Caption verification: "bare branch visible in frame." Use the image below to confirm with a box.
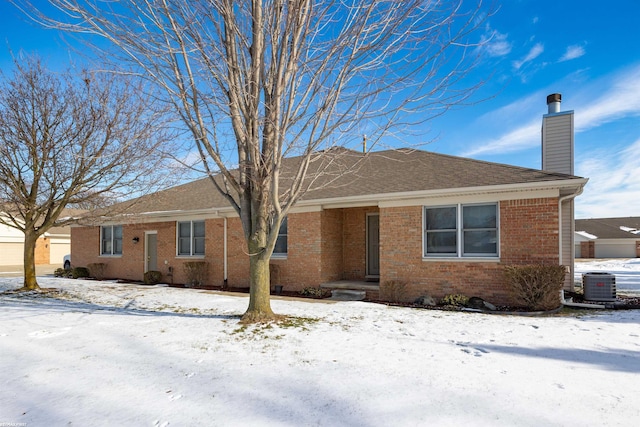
[16,0,495,315]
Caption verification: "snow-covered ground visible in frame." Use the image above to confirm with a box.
[1,260,639,426]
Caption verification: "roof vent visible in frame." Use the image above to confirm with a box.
[547,93,562,114]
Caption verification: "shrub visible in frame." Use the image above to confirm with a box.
[183,261,208,287]
[441,293,469,307]
[299,286,328,298]
[53,268,71,277]
[72,267,90,279]
[87,263,107,280]
[144,270,162,285]
[504,264,566,311]
[380,280,408,303]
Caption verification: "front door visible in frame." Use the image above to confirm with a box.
[145,232,158,272]
[366,214,380,279]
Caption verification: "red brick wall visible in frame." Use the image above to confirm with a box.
[269,208,378,290]
[225,217,250,287]
[71,219,229,287]
[321,209,344,282]
[269,211,323,291]
[70,197,560,304]
[379,198,560,305]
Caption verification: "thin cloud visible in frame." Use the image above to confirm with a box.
[512,43,544,70]
[576,138,640,218]
[478,26,512,57]
[464,64,640,157]
[559,45,586,62]
[575,65,640,131]
[463,120,540,156]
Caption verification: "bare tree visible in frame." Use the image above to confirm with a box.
[20,0,492,320]
[0,55,175,290]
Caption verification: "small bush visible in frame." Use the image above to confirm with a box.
[441,293,469,307]
[53,268,71,277]
[299,286,328,298]
[72,267,90,279]
[144,270,162,285]
[183,261,208,287]
[87,263,107,280]
[380,280,408,303]
[504,264,566,311]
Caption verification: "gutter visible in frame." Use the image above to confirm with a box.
[298,178,590,210]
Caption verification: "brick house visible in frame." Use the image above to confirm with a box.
[70,94,587,305]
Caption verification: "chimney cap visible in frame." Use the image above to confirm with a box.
[546,93,562,104]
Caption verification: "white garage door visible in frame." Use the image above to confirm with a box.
[49,239,71,265]
[595,242,636,258]
[0,242,25,265]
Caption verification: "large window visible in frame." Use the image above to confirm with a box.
[177,220,205,256]
[101,225,123,256]
[424,203,498,258]
[273,217,288,256]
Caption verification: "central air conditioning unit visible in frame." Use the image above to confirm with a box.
[582,272,616,302]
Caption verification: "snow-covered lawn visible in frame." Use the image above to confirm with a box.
[1,260,640,426]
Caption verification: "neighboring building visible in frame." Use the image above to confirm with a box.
[70,94,587,305]
[575,217,640,258]
[0,214,71,267]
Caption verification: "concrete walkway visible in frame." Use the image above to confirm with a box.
[0,264,62,278]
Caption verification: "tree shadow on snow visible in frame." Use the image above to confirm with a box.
[0,293,242,321]
[480,344,640,373]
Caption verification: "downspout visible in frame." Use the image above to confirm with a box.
[558,186,584,265]
[223,217,228,289]
[559,184,585,304]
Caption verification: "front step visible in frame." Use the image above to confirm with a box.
[330,289,366,301]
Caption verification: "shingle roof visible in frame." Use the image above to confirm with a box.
[575,217,640,240]
[114,148,584,215]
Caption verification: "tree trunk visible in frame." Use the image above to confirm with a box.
[22,231,40,291]
[241,242,276,322]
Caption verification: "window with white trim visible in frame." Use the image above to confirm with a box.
[177,220,205,256]
[101,225,123,255]
[424,203,498,257]
[273,217,287,256]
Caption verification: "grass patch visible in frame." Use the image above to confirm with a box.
[229,316,321,339]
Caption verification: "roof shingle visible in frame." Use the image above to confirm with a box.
[114,148,584,215]
[575,217,640,239]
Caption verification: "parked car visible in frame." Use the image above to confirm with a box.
[63,254,71,270]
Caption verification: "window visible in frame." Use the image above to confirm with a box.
[424,203,498,257]
[177,220,205,256]
[101,225,123,256]
[273,217,288,256]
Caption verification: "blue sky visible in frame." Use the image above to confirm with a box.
[1,1,638,219]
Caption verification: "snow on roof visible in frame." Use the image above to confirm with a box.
[576,230,598,240]
[620,226,640,234]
